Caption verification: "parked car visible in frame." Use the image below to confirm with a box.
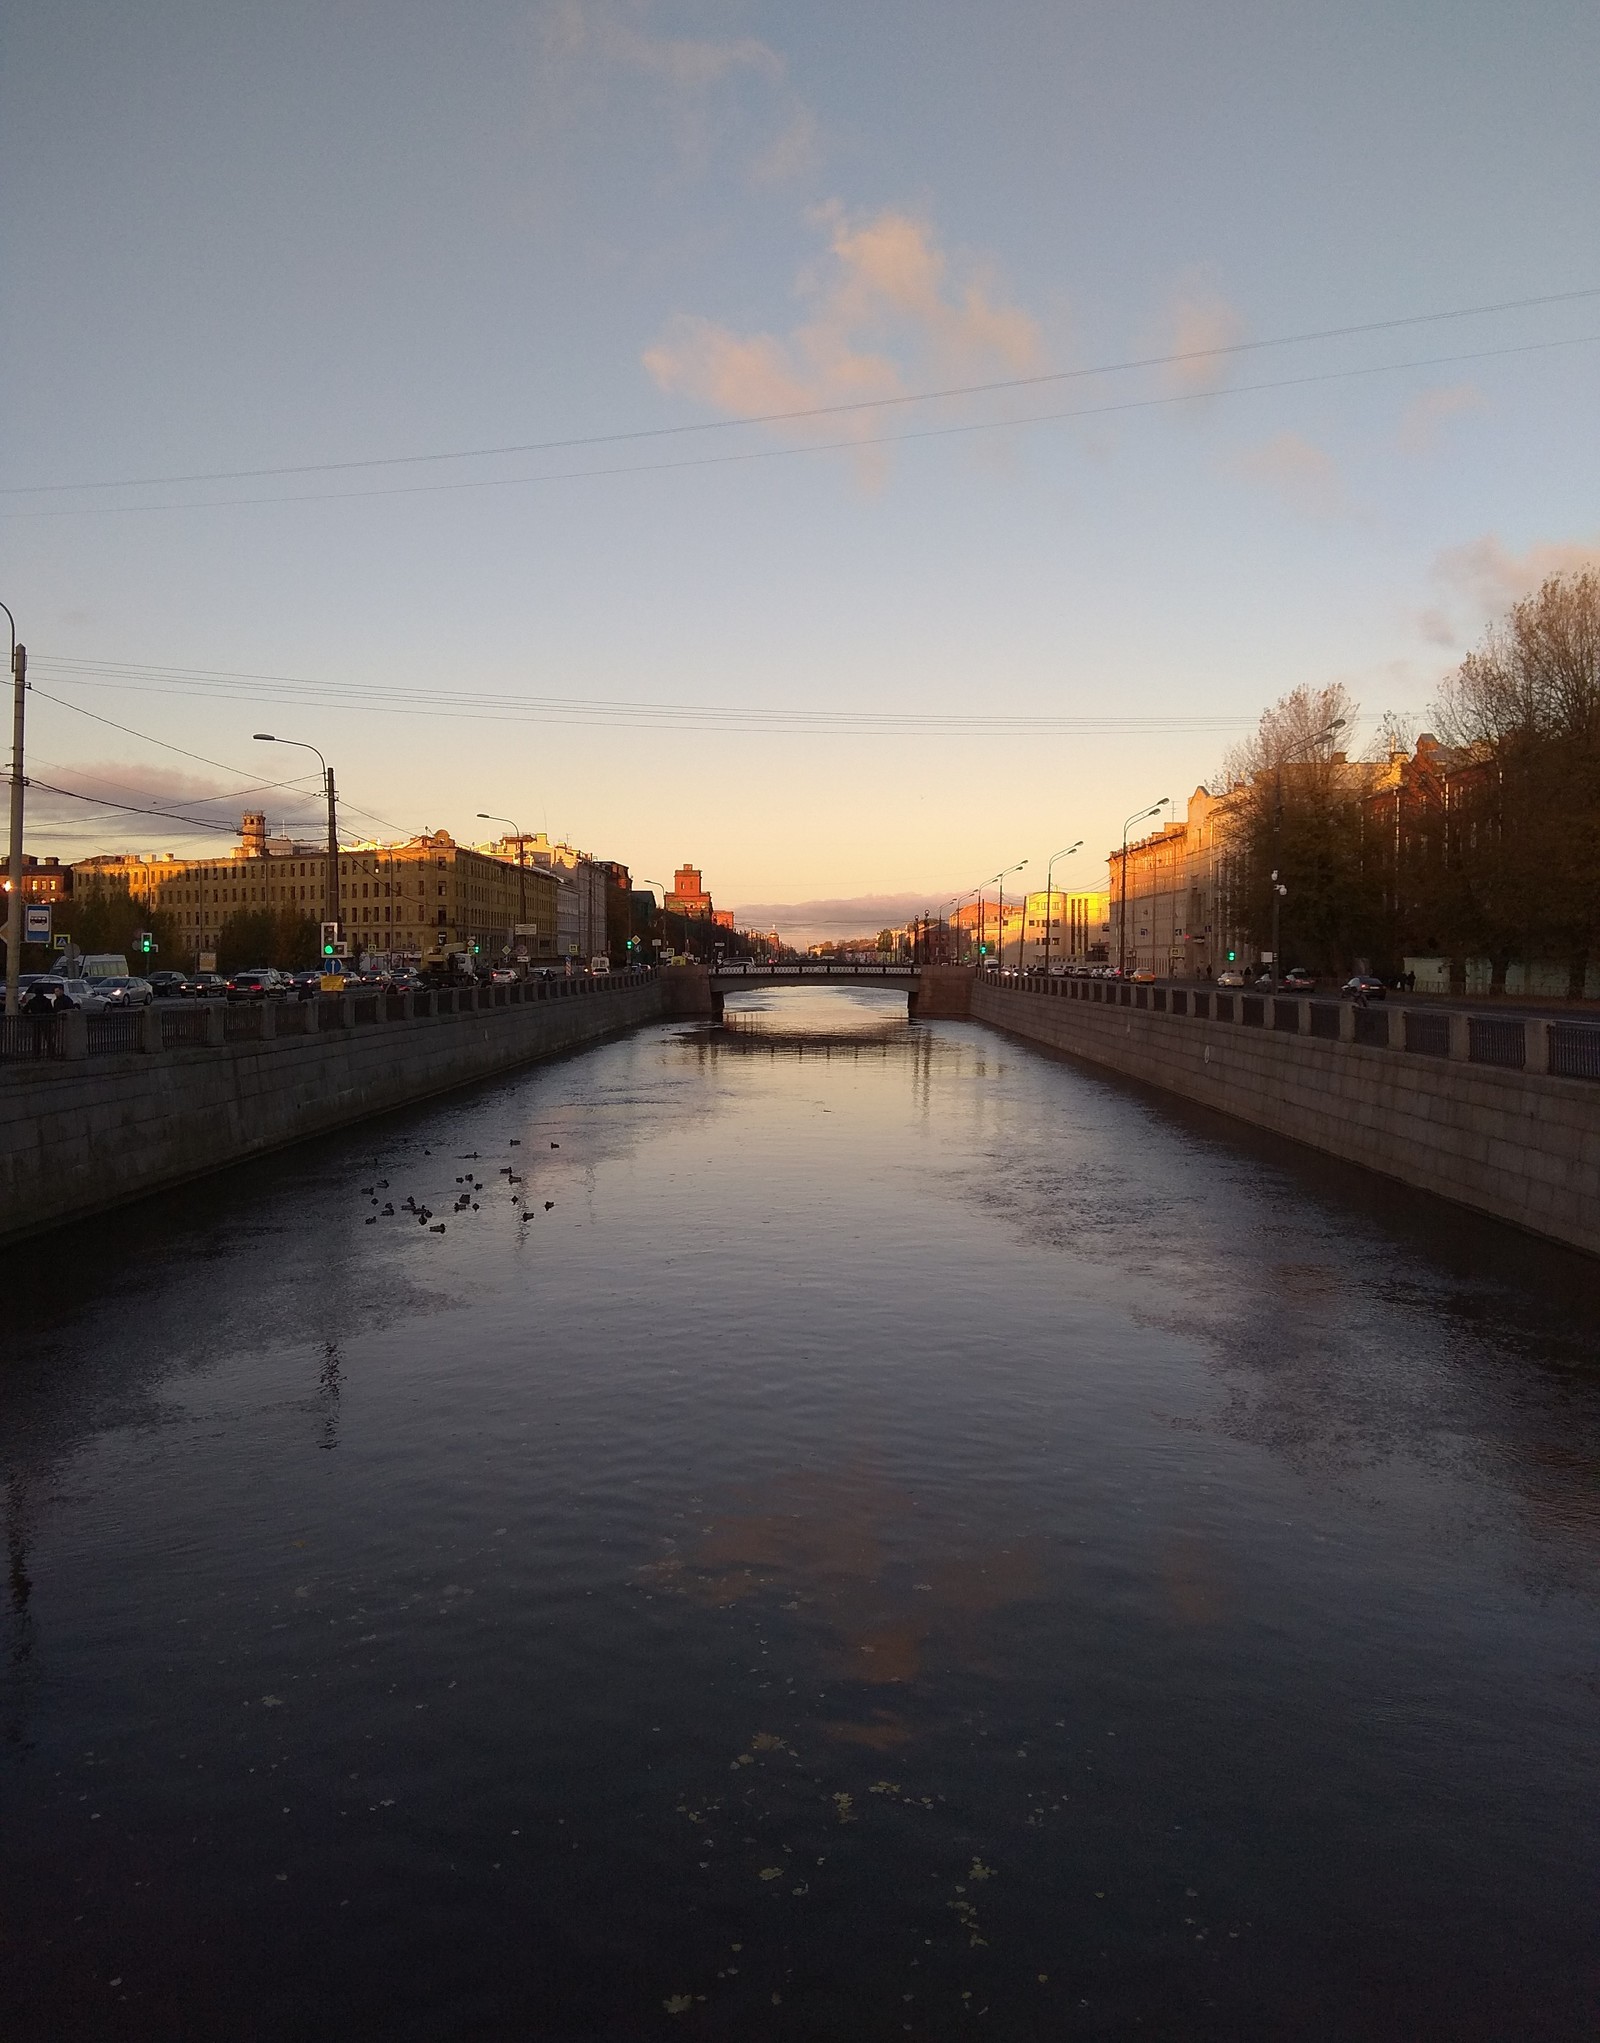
[1216,968,1247,988]
[28,976,109,1012]
[1342,974,1387,1001]
[225,968,289,1002]
[185,972,228,999]
[96,976,155,1008]
[146,970,189,1000]
[1280,967,1318,992]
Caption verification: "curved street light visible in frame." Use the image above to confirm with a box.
[254,734,339,957]
[1040,840,1083,977]
[478,813,530,959]
[639,875,688,963]
[1118,800,1169,977]
[990,859,1028,973]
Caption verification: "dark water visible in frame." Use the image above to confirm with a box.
[4,987,1599,2040]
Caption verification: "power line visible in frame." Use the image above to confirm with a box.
[4,285,1596,496]
[27,780,254,832]
[29,685,325,791]
[5,329,1597,521]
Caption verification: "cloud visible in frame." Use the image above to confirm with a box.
[1155,277,1246,396]
[1398,382,1485,455]
[545,4,782,88]
[1234,431,1346,518]
[1422,532,1600,643]
[23,757,327,852]
[728,892,948,947]
[644,206,1045,472]
[751,103,822,185]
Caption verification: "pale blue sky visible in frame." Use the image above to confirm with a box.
[5,2,1598,933]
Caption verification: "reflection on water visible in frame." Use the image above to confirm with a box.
[3,985,1599,2040]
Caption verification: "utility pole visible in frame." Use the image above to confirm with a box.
[3,606,24,1018]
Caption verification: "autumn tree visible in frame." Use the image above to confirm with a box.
[1434,571,1600,994]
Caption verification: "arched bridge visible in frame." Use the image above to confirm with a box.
[660,959,973,1022]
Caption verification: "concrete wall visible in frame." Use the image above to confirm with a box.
[968,975,1600,1258]
[1,976,662,1245]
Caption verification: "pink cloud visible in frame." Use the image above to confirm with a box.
[1155,277,1246,396]
[1398,382,1485,455]
[643,206,1045,471]
[1234,431,1346,518]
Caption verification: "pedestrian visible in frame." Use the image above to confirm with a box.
[22,979,58,1057]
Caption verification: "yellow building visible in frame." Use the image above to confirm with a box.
[72,815,557,964]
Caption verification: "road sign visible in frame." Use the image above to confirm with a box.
[513,922,539,936]
[53,934,70,952]
[24,905,51,943]
[199,952,218,972]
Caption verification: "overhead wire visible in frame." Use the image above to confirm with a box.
[5,329,1598,520]
[4,284,1596,496]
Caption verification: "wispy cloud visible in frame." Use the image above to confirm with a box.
[729,891,949,945]
[750,103,822,185]
[544,3,782,87]
[1398,381,1485,455]
[1154,276,1246,396]
[1421,531,1600,643]
[643,205,1044,480]
[1234,430,1346,518]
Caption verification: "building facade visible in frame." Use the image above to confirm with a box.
[1107,788,1242,978]
[73,818,557,966]
[665,863,714,919]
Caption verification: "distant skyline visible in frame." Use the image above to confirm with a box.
[5,2,1598,904]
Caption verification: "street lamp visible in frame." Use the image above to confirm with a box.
[1040,841,1083,977]
[254,735,339,955]
[991,860,1027,973]
[2,601,24,1017]
[639,877,683,964]
[1268,718,1345,992]
[1118,800,1169,977]
[478,813,529,962]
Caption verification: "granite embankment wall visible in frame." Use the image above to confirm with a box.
[1,973,666,1245]
[966,973,1600,1257]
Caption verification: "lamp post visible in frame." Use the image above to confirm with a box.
[639,878,680,964]
[478,813,529,962]
[1268,719,1345,992]
[2,602,24,1017]
[990,860,1027,974]
[254,735,338,956]
[1118,800,1169,977]
[1040,840,1083,978]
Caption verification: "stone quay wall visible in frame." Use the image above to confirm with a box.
[966,972,1600,1258]
[0,973,663,1245]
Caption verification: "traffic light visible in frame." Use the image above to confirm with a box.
[978,942,988,956]
[320,921,339,957]
[134,929,153,955]
[471,940,481,956]
[1226,948,1236,962]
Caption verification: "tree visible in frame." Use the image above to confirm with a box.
[1434,571,1600,995]
[216,906,319,973]
[1218,682,1382,972]
[53,882,180,968]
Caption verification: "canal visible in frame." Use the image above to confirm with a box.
[4,985,1598,2039]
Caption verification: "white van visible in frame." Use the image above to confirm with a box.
[589,955,611,976]
[81,953,131,980]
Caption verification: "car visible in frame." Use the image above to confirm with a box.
[225,968,289,1002]
[1216,968,1247,988]
[28,975,109,1012]
[1342,974,1387,1001]
[96,976,155,1008]
[185,971,228,999]
[1130,967,1159,984]
[147,971,189,999]
[1280,967,1318,992]
[287,970,325,1000]
[489,968,518,985]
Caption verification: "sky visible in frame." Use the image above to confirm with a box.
[4,1,1599,943]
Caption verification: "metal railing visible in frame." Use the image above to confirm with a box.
[0,1014,63,1061]
[224,1003,263,1041]
[87,1012,142,1056]
[1404,1011,1451,1057]
[160,1005,211,1049]
[1353,1007,1389,1047]
[1550,1023,1600,1081]
[1272,998,1300,1032]
[1308,1002,1341,1040]
[1468,1017,1524,1070]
